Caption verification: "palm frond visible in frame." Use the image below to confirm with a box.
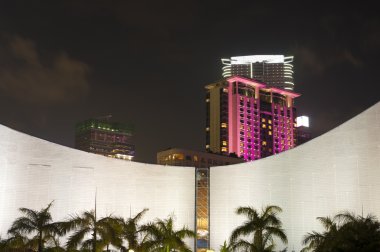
[8,217,36,234]
[66,227,90,249]
[316,216,335,230]
[230,238,255,251]
[133,208,149,222]
[264,226,288,244]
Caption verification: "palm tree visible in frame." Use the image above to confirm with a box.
[337,212,380,251]
[143,215,195,252]
[118,208,150,252]
[44,234,66,252]
[219,240,231,252]
[1,231,30,250]
[302,211,380,252]
[7,202,59,252]
[61,210,122,252]
[229,205,287,252]
[301,216,338,252]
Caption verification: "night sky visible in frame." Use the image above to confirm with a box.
[0,1,379,163]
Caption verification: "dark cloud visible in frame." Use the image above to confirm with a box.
[294,45,363,76]
[0,35,90,105]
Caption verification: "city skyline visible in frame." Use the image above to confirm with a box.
[0,1,379,163]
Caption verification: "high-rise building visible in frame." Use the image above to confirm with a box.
[221,55,295,90]
[206,76,300,161]
[75,117,135,160]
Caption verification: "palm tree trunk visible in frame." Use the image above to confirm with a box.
[254,229,263,252]
[93,228,97,252]
[38,230,43,252]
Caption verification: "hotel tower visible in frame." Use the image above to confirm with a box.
[206,76,300,161]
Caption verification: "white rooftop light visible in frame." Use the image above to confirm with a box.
[296,116,310,127]
[230,55,293,64]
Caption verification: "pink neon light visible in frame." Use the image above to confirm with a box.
[270,87,301,98]
[226,76,301,98]
[228,81,239,156]
[226,76,266,88]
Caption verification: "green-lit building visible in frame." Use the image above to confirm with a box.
[75,118,135,161]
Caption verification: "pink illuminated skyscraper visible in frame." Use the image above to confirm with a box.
[205,76,300,161]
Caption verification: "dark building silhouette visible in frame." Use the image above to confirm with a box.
[75,117,135,160]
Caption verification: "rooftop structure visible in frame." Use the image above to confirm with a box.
[157,148,243,168]
[221,55,295,90]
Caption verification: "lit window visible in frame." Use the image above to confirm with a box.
[262,118,266,123]
[269,131,272,135]
[268,120,272,124]
[262,124,267,129]
[206,144,210,149]
[222,141,227,146]
[173,154,184,160]
[269,125,272,130]
[193,155,198,161]
[262,141,267,146]
[221,123,227,128]
[221,147,227,152]
[206,99,210,102]
[206,127,210,131]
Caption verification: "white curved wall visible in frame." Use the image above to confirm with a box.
[1,102,379,252]
[0,126,195,248]
[210,102,380,251]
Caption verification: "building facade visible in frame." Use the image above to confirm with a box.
[206,76,300,161]
[75,118,135,160]
[0,102,379,252]
[157,148,243,168]
[221,55,295,90]
[157,148,243,252]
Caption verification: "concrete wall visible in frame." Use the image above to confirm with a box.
[0,126,195,249]
[1,102,379,252]
[210,102,380,251]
